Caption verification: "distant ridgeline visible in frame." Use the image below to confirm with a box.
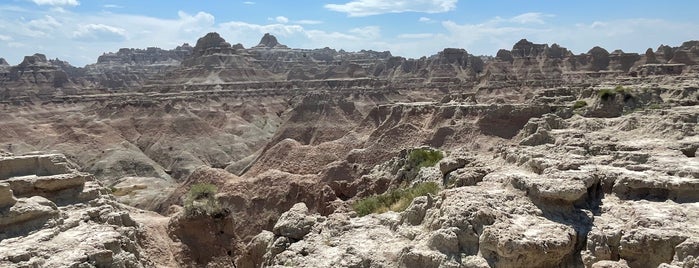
[0,32,698,101]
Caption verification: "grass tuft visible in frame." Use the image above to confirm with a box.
[572,100,588,109]
[407,148,444,169]
[184,183,226,218]
[353,182,439,216]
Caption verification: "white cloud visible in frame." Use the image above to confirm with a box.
[0,34,12,41]
[242,1,255,5]
[398,33,434,39]
[268,17,322,25]
[325,0,457,17]
[295,19,322,25]
[72,24,127,42]
[509,12,552,24]
[274,16,289,24]
[28,15,61,30]
[349,26,380,39]
[50,7,66,13]
[219,21,304,38]
[177,11,215,33]
[419,17,432,23]
[31,0,79,6]
[103,4,122,9]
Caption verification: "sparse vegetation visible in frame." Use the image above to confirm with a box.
[400,148,445,183]
[648,103,662,110]
[184,183,226,217]
[614,85,628,94]
[573,100,588,109]
[598,88,616,101]
[406,148,444,170]
[353,182,439,216]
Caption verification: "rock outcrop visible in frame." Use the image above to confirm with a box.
[0,153,177,267]
[254,33,288,49]
[240,101,699,268]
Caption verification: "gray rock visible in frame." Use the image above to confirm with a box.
[398,247,444,268]
[0,196,59,238]
[273,203,316,240]
[438,157,468,176]
[400,195,434,226]
[426,227,459,254]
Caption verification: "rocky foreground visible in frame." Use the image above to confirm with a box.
[0,33,698,267]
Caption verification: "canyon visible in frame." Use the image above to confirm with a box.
[0,32,697,267]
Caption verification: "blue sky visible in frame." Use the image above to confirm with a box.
[1,0,698,66]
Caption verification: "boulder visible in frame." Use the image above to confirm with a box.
[400,195,434,225]
[272,203,317,240]
[479,216,577,267]
[0,196,59,238]
[236,230,275,268]
[438,157,469,176]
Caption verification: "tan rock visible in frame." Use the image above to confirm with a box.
[0,196,59,239]
[0,183,16,208]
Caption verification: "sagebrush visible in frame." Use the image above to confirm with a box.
[184,183,225,217]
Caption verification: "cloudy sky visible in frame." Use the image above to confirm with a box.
[1,0,698,66]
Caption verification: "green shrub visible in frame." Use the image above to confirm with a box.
[353,182,439,216]
[399,148,444,183]
[407,148,444,170]
[572,100,588,109]
[597,88,616,101]
[184,183,225,217]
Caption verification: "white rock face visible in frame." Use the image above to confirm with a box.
[242,105,699,268]
[0,153,156,267]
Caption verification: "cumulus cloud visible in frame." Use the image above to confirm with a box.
[349,26,380,39]
[509,12,552,24]
[274,16,289,23]
[325,0,457,17]
[269,17,322,25]
[177,11,215,33]
[219,21,304,38]
[295,20,323,25]
[72,24,127,42]
[31,0,79,6]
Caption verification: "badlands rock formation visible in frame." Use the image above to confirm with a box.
[0,32,698,267]
[0,153,181,267]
